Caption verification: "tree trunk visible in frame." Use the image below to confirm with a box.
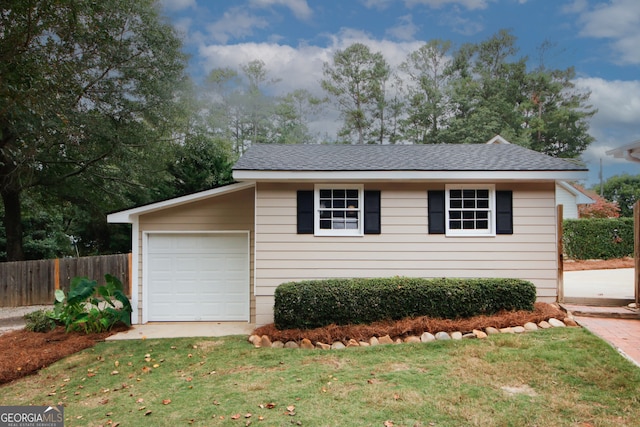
[2,188,25,261]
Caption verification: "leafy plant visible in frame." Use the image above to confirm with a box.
[50,274,132,333]
[24,309,56,333]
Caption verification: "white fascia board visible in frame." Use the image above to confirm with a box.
[557,181,595,205]
[233,170,588,182]
[107,181,255,224]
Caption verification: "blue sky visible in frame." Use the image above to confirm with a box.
[159,0,640,188]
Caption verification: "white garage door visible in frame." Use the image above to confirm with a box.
[146,233,249,321]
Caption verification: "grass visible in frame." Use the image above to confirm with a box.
[1,328,639,426]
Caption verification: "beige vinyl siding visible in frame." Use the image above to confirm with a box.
[254,182,558,325]
[137,188,255,323]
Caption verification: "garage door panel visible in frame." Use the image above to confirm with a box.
[147,233,249,322]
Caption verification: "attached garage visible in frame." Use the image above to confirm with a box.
[145,232,250,322]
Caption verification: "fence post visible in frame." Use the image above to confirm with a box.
[557,204,564,303]
[54,258,60,291]
[634,201,639,308]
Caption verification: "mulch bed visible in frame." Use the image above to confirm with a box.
[0,325,127,385]
[252,302,567,344]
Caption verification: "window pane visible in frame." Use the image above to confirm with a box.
[463,221,475,229]
[347,199,358,208]
[477,211,488,219]
[450,189,462,198]
[450,211,461,219]
[346,189,358,198]
[333,189,345,198]
[477,189,489,198]
[320,220,331,229]
[463,200,476,209]
[463,189,475,198]
[450,200,462,209]
[319,189,331,198]
[333,211,345,218]
[320,200,332,208]
[477,200,489,209]
[450,221,462,229]
[334,199,345,208]
[463,211,474,220]
[476,220,489,229]
[320,211,331,218]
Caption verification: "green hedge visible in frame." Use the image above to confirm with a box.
[563,218,634,260]
[273,277,537,330]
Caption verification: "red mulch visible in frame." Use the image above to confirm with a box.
[0,325,127,385]
[563,257,634,271]
[253,302,566,344]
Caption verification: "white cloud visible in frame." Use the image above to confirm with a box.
[404,0,493,10]
[249,0,313,20]
[206,8,269,44]
[160,0,196,12]
[575,77,640,128]
[386,14,419,41]
[571,0,640,65]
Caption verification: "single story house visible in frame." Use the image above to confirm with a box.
[555,181,595,219]
[107,136,588,325]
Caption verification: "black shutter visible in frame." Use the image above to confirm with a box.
[428,190,446,234]
[297,190,314,234]
[364,190,381,234]
[495,190,513,235]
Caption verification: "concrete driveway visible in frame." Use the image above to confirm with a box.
[563,268,635,304]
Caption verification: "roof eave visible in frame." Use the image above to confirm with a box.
[233,170,588,182]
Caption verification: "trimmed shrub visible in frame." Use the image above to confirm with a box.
[24,309,56,333]
[563,218,633,260]
[274,277,537,330]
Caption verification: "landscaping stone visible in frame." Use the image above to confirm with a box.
[300,338,314,349]
[346,339,360,347]
[378,335,394,345]
[271,341,284,348]
[485,327,500,335]
[248,335,260,345]
[513,326,525,334]
[548,318,566,328]
[369,337,379,346]
[331,341,346,350]
[462,333,476,339]
[538,321,551,329]
[421,332,436,343]
[260,335,272,348]
[435,331,450,340]
[451,331,462,340]
[284,341,299,349]
[359,341,370,347]
[316,342,331,350]
[500,327,514,334]
[564,318,578,327]
[473,329,487,339]
[404,336,421,343]
[524,322,538,331]
[395,338,403,344]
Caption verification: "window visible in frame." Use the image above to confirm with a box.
[296,187,381,236]
[315,185,363,236]
[445,185,495,236]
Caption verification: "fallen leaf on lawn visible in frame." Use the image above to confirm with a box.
[144,410,152,416]
[111,371,119,375]
[188,353,193,358]
[384,421,394,427]
[153,364,160,368]
[258,416,264,421]
[138,407,146,411]
[265,402,276,409]
[186,377,192,382]
[171,346,177,349]
[87,373,96,377]
[114,361,119,368]
[286,405,295,412]
[244,413,252,418]
[393,394,400,401]
[162,399,171,405]
[231,414,241,420]
[213,400,220,406]
[141,366,151,373]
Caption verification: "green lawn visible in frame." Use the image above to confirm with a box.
[2,328,639,426]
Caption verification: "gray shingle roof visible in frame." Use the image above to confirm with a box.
[233,144,587,172]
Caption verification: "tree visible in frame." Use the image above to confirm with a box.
[321,43,391,144]
[273,89,326,144]
[399,40,453,144]
[0,0,187,260]
[601,174,640,217]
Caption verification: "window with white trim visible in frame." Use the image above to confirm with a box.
[445,185,495,236]
[315,185,363,236]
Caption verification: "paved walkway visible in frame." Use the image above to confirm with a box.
[573,316,640,368]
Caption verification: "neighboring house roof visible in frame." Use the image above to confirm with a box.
[233,139,587,181]
[606,140,640,163]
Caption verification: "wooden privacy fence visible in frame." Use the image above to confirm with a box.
[0,254,131,307]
